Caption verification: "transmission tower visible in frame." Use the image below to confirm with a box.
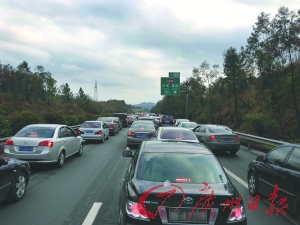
[94,80,98,101]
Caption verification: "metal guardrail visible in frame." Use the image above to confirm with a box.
[0,125,82,155]
[234,131,290,150]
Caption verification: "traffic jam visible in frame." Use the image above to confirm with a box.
[1,113,299,225]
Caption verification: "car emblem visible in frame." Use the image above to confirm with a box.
[184,197,193,204]
[24,142,27,145]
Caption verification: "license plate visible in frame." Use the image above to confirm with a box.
[222,139,233,142]
[169,208,207,223]
[165,121,170,123]
[86,130,93,133]
[137,133,147,138]
[19,146,33,152]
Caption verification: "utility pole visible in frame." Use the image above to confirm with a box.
[180,80,189,119]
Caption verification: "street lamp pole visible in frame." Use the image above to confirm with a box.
[180,80,189,119]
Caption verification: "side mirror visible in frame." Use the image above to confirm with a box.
[256,154,266,162]
[123,150,133,157]
[0,158,8,166]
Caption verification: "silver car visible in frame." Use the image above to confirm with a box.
[4,124,83,168]
[154,127,199,143]
[192,124,240,155]
[78,121,109,143]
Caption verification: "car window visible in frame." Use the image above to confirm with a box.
[15,127,55,138]
[199,127,206,133]
[182,123,198,128]
[58,127,67,138]
[82,122,102,128]
[160,130,197,140]
[137,153,227,184]
[207,127,232,133]
[97,117,112,122]
[131,123,155,129]
[285,147,300,172]
[66,127,76,137]
[162,116,173,120]
[265,146,293,166]
[194,126,201,132]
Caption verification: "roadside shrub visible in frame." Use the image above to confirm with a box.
[44,111,65,124]
[9,110,43,134]
[65,115,79,126]
[239,113,279,138]
[196,113,210,124]
[0,115,12,137]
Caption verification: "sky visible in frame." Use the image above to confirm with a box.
[0,0,299,105]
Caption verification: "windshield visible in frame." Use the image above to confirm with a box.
[82,122,102,128]
[131,123,155,129]
[137,153,227,184]
[97,117,112,122]
[208,127,232,133]
[182,122,198,128]
[16,127,55,138]
[160,129,197,140]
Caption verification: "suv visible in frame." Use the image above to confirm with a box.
[159,115,175,127]
[113,113,129,128]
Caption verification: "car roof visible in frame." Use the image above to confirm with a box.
[142,141,212,154]
[133,120,153,123]
[84,121,102,123]
[160,127,191,131]
[26,124,62,128]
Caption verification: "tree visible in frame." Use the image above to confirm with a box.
[223,47,242,124]
[59,83,73,102]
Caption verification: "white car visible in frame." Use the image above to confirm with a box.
[177,122,199,130]
[4,124,83,168]
[78,121,109,143]
[174,118,190,126]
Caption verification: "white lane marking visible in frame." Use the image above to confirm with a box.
[223,167,248,189]
[224,167,298,225]
[82,202,102,225]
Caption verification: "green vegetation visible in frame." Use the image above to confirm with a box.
[151,6,300,142]
[0,62,135,137]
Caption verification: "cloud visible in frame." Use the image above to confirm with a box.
[0,0,299,105]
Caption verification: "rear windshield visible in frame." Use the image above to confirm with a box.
[181,122,198,128]
[131,123,155,129]
[162,115,173,120]
[82,122,102,128]
[208,127,232,134]
[137,153,227,184]
[139,118,153,121]
[160,129,197,140]
[97,117,112,122]
[16,127,55,138]
[114,113,127,119]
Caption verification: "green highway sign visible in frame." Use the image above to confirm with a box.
[161,77,180,96]
[169,72,180,78]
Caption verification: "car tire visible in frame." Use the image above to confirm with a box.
[56,151,65,168]
[229,149,239,155]
[6,171,27,202]
[106,133,110,139]
[101,136,105,143]
[248,172,258,196]
[112,129,116,136]
[76,144,83,156]
[118,208,126,225]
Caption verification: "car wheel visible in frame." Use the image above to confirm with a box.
[248,172,258,196]
[56,151,65,168]
[6,171,27,202]
[229,149,239,155]
[101,136,105,143]
[76,144,83,156]
[117,129,119,133]
[118,208,125,225]
[106,133,110,139]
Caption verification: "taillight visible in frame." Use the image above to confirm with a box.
[128,131,135,135]
[126,200,148,219]
[77,130,81,135]
[236,136,241,140]
[110,124,115,127]
[159,120,162,123]
[95,131,102,135]
[38,140,54,147]
[5,139,14,145]
[227,206,245,222]
[209,135,216,139]
[152,132,156,137]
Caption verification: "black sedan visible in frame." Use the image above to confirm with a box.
[0,157,31,203]
[247,144,300,221]
[119,141,247,225]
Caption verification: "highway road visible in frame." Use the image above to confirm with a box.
[0,128,298,225]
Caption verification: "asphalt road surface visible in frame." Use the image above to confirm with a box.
[0,128,298,225]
